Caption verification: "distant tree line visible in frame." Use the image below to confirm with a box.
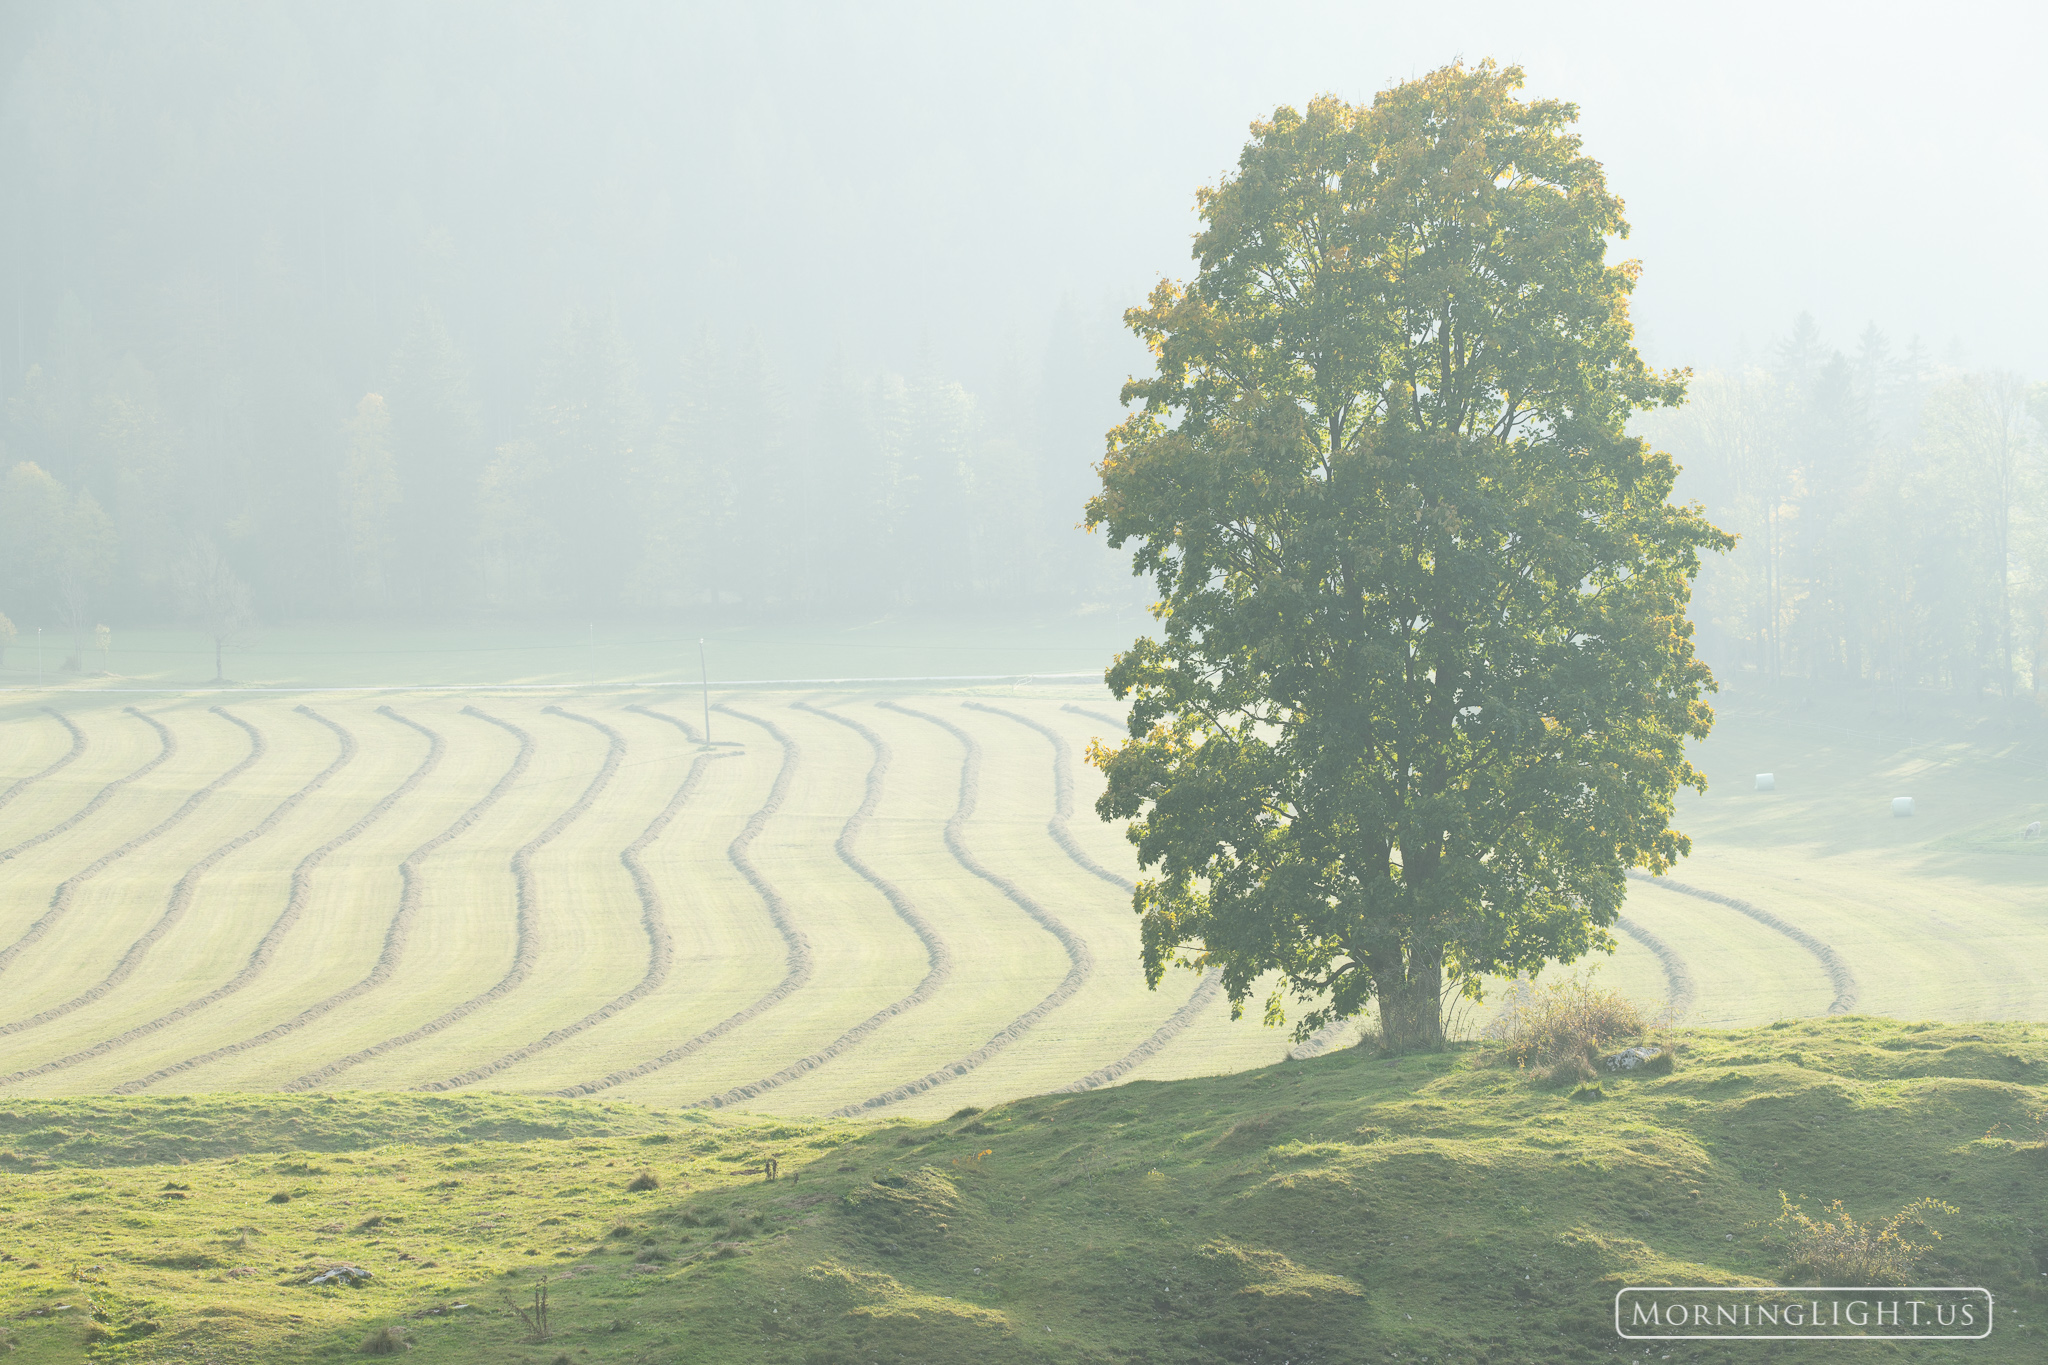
[0,298,1132,656]
[1648,315,2048,701]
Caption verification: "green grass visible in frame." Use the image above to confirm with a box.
[1,1019,2043,1362]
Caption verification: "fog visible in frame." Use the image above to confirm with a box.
[2,1,2044,679]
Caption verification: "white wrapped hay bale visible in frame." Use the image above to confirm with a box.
[1755,773,1774,792]
[1892,796,1915,818]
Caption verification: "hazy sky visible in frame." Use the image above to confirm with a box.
[5,0,2042,396]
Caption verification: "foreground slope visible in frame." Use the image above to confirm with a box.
[1,1018,2043,1363]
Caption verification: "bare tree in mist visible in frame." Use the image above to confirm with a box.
[1926,372,2035,696]
[1654,317,2046,704]
[174,535,255,682]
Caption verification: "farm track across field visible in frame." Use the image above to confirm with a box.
[117,707,536,1094]
[0,708,261,979]
[5,707,442,1087]
[0,709,85,815]
[0,707,172,866]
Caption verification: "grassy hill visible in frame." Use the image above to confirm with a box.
[2,1017,2044,1363]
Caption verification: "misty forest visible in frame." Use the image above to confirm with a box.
[1,6,2046,1365]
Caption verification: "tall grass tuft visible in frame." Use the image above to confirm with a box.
[359,1325,403,1355]
[625,1167,659,1192]
[1773,1194,1956,1285]
[1483,972,1646,1068]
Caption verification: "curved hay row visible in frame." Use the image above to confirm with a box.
[424,707,715,1091]
[119,706,533,1095]
[0,707,356,1041]
[0,707,173,866]
[683,700,955,1111]
[300,705,623,1093]
[0,708,260,981]
[561,702,811,1096]
[1059,702,1128,734]
[14,707,440,1088]
[523,726,735,1096]
[1627,870,1858,1014]
[1614,913,1698,1020]
[965,701,1227,1095]
[827,700,1095,1115]
[0,709,86,815]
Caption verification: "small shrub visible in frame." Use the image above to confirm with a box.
[359,1325,403,1355]
[1486,972,1646,1067]
[1642,1046,1676,1075]
[634,1247,671,1264]
[625,1168,659,1192]
[1543,1054,1597,1089]
[1774,1194,1956,1285]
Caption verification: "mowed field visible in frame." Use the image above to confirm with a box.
[0,677,2043,1115]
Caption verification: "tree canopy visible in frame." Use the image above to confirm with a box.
[1086,62,1731,1052]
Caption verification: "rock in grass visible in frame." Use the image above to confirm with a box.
[307,1264,373,1288]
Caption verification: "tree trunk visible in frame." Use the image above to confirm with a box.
[1375,942,1447,1054]
[214,635,223,682]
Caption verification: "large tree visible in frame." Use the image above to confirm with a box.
[1086,63,1730,1053]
